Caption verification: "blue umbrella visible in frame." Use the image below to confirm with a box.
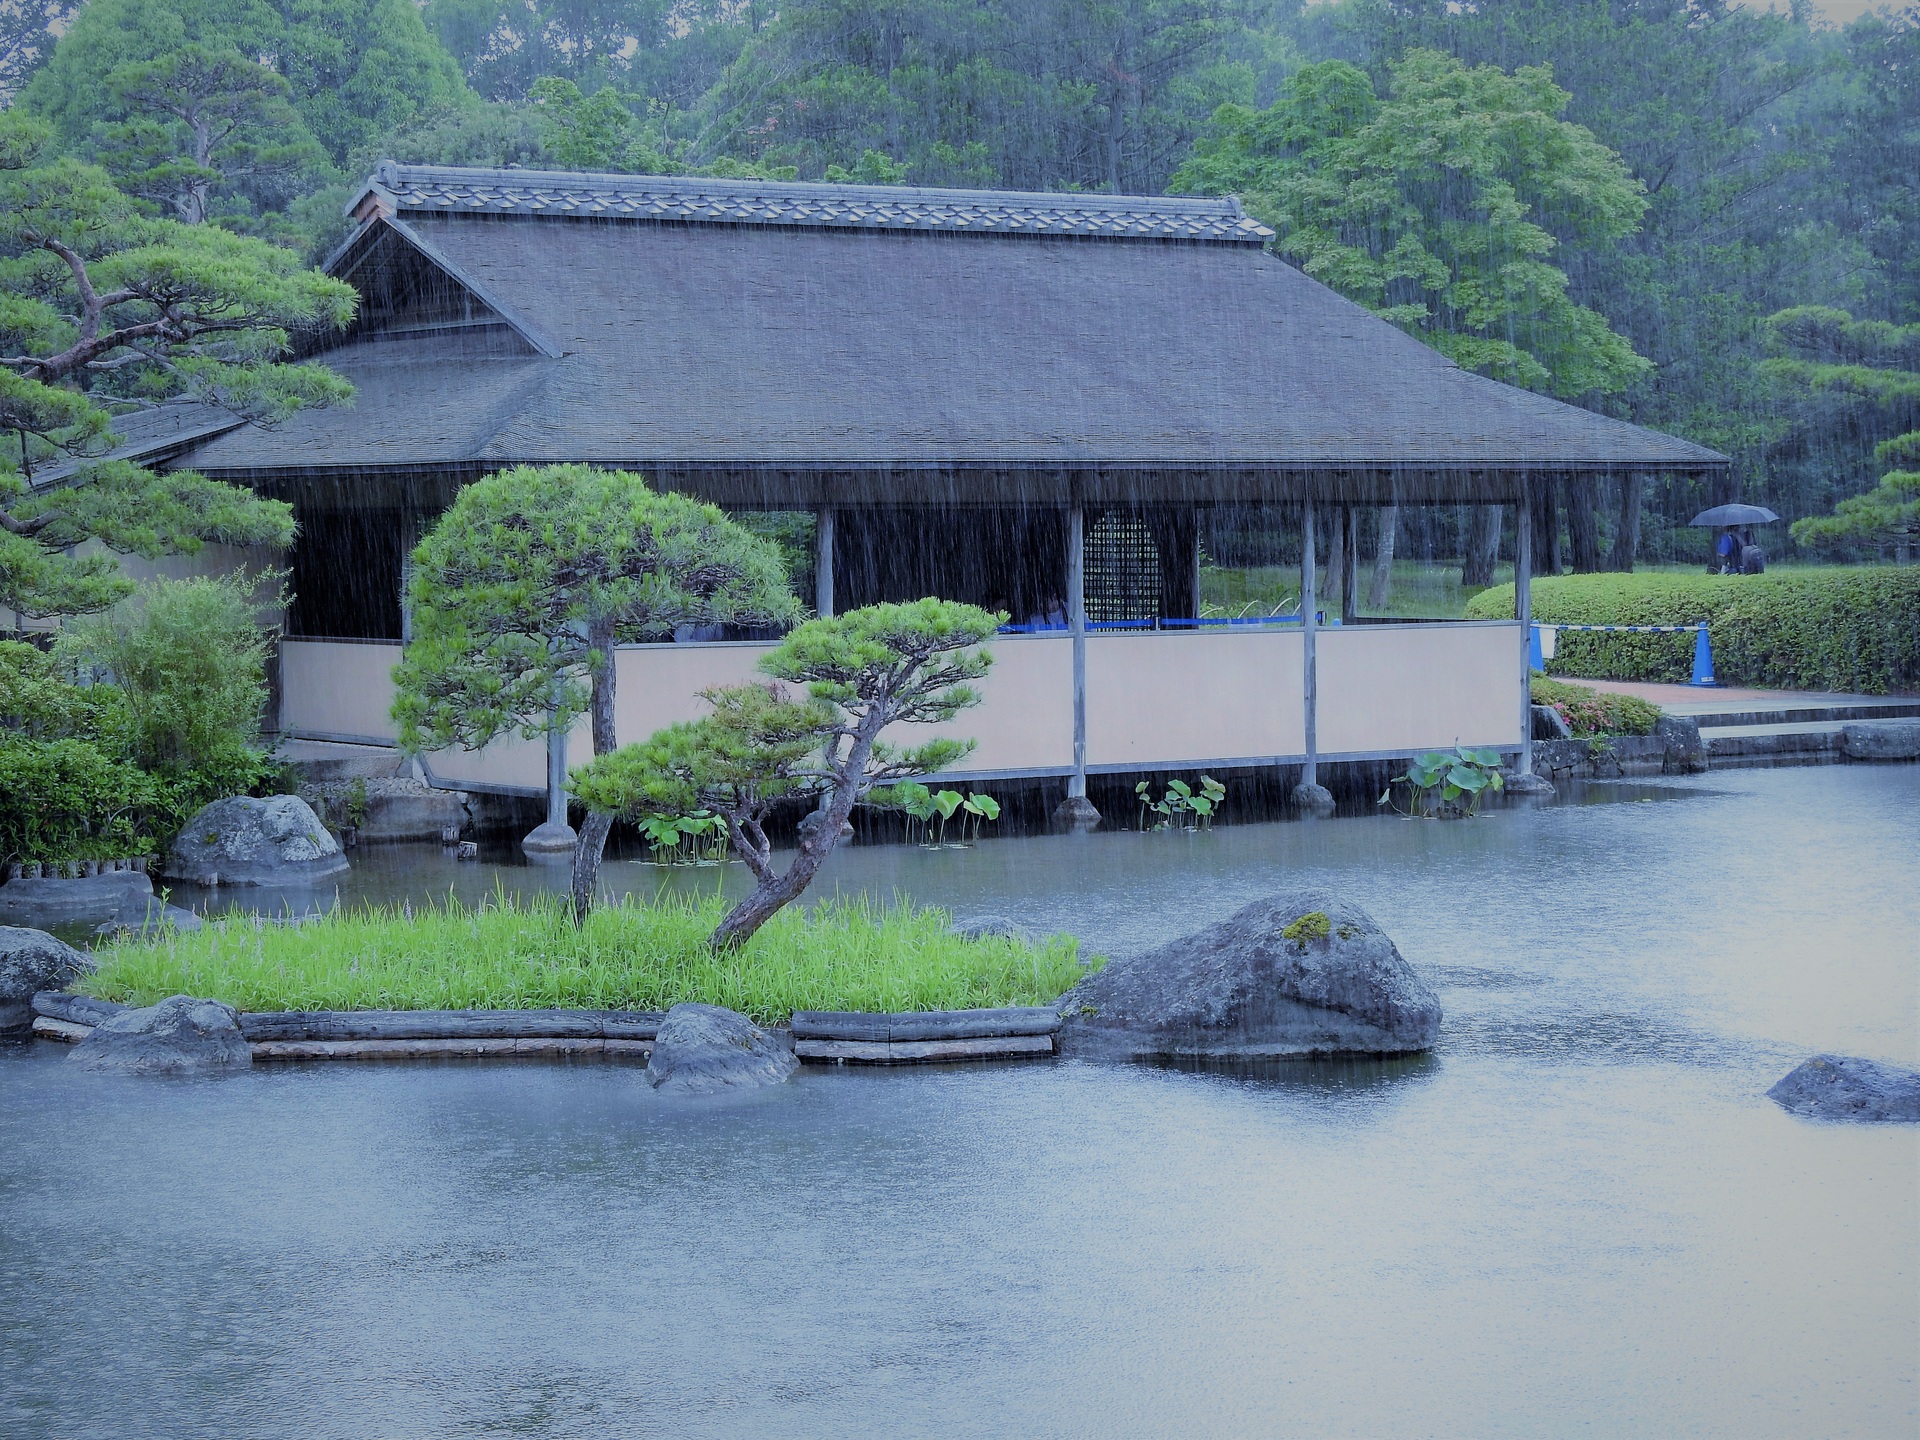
[1689,503,1780,526]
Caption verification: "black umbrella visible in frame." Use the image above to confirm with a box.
[1689,503,1780,527]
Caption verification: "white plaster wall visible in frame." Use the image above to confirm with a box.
[1087,629,1306,767]
[1316,622,1522,755]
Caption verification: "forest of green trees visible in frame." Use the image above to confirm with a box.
[2,0,1916,562]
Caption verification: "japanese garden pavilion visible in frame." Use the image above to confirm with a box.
[153,163,1727,811]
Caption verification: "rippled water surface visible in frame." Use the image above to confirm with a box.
[3,765,1916,1437]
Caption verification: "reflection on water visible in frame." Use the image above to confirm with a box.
[2,764,1915,1438]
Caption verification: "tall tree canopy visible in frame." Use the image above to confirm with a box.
[21,0,470,170]
[699,0,1286,191]
[391,464,801,917]
[1176,47,1648,399]
[0,113,351,620]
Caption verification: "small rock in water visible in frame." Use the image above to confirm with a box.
[0,927,95,1032]
[952,914,1030,942]
[1059,890,1441,1061]
[645,1003,797,1095]
[1767,1055,1920,1122]
[163,795,349,886]
[68,994,252,1075]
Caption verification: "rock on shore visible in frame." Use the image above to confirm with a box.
[645,1003,797,1095]
[1059,891,1441,1060]
[163,796,349,886]
[1767,1055,1920,1122]
[68,994,252,1074]
[0,927,95,1033]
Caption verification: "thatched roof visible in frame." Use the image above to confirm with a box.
[173,164,1726,502]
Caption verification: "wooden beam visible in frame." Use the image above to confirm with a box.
[1068,499,1088,799]
[795,1034,1055,1064]
[791,1006,1061,1042]
[236,1008,664,1042]
[1300,502,1319,788]
[253,1036,654,1061]
[1517,472,1535,777]
[815,504,835,618]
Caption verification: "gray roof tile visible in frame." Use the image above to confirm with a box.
[356,162,1275,244]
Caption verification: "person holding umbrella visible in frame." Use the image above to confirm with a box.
[1692,503,1780,574]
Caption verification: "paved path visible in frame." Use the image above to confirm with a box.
[1578,678,1913,717]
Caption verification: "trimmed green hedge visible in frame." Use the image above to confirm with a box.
[1465,568,1920,694]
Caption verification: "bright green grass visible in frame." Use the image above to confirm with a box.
[84,891,1094,1025]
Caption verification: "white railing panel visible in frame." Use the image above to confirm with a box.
[1316,622,1521,756]
[1086,628,1306,768]
[279,640,401,743]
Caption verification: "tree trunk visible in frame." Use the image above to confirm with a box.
[1367,505,1398,610]
[1462,505,1501,587]
[570,625,621,922]
[1567,479,1601,573]
[1530,479,1562,577]
[1608,473,1644,572]
[709,718,883,951]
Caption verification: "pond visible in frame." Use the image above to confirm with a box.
[2,765,1915,1437]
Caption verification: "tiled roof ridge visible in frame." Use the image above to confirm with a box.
[354,162,1275,243]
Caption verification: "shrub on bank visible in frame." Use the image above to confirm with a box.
[1465,568,1920,693]
[84,891,1091,1024]
[1529,677,1660,736]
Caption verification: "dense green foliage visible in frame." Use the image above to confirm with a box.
[393,463,800,915]
[1174,48,1649,398]
[0,576,281,862]
[1529,676,1660,737]
[1467,569,1920,694]
[61,573,275,770]
[85,890,1091,1021]
[0,111,344,620]
[1768,308,1920,557]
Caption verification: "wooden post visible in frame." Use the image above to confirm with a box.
[1069,499,1087,798]
[545,721,568,828]
[1191,509,1204,621]
[815,505,835,618]
[1340,507,1359,624]
[1053,499,1100,827]
[1517,473,1537,781]
[1300,502,1318,790]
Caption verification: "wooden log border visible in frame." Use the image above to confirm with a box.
[30,994,1064,1066]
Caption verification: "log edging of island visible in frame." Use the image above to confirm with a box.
[790,1006,1061,1063]
[30,993,1063,1065]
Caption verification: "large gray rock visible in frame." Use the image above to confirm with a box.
[1656,715,1708,774]
[95,891,203,940]
[0,870,153,930]
[0,927,94,1032]
[68,994,252,1074]
[1841,720,1920,761]
[163,795,348,886]
[1767,1055,1920,1122]
[1059,891,1441,1060]
[645,1003,797,1095]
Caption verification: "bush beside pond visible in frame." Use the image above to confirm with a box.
[1529,677,1660,736]
[1465,568,1920,693]
[83,892,1090,1024]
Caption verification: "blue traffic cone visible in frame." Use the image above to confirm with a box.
[1689,626,1718,687]
[1528,624,1545,672]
